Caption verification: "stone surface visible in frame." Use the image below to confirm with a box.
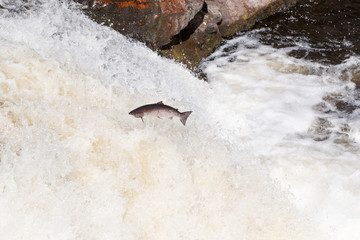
[160,1,222,70]
[76,0,204,47]
[75,0,298,70]
[216,0,297,37]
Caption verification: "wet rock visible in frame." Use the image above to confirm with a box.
[74,0,298,70]
[308,117,334,141]
[75,0,204,47]
[350,68,360,89]
[216,0,297,37]
[160,2,223,70]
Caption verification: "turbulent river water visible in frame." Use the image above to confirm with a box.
[0,0,360,239]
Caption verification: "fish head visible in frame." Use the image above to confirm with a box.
[129,110,144,119]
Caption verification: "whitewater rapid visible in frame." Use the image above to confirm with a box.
[0,1,360,239]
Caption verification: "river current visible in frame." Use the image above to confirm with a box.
[0,0,359,239]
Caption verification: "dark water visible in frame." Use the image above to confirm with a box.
[251,0,360,65]
[249,0,360,118]
[250,0,360,141]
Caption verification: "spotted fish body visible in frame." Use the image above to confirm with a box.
[129,101,192,125]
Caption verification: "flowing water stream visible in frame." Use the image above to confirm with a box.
[0,0,359,239]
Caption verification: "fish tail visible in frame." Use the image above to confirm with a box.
[180,111,192,126]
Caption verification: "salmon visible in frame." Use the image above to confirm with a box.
[129,101,192,125]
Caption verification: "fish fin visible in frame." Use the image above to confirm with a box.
[180,111,192,126]
[141,117,144,123]
[156,101,164,105]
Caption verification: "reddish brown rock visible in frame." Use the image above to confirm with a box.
[76,0,204,47]
[75,0,298,70]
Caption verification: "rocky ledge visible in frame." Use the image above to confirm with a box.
[75,0,297,70]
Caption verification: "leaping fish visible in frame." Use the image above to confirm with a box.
[129,101,192,126]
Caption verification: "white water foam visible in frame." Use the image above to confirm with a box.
[202,34,360,239]
[0,1,359,239]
